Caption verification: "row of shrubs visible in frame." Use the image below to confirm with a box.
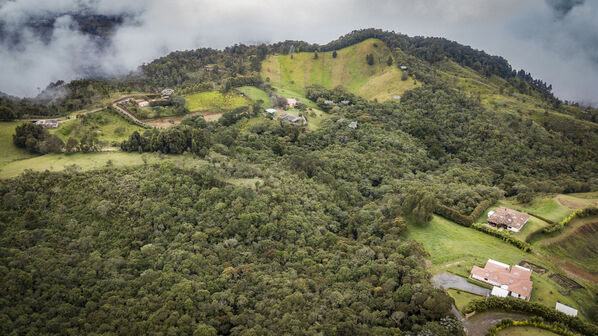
[434,199,495,227]
[471,223,532,251]
[465,297,598,336]
[544,207,598,234]
[486,318,578,336]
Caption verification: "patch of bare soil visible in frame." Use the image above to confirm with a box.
[518,260,547,274]
[560,263,598,285]
[556,195,598,209]
[548,273,583,290]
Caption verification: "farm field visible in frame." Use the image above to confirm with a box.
[0,121,37,166]
[262,38,420,101]
[0,152,206,179]
[185,90,248,112]
[406,215,591,315]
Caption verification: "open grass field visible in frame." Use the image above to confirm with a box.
[53,109,144,145]
[0,152,206,179]
[446,289,482,313]
[238,86,272,109]
[185,91,249,112]
[0,121,37,166]
[407,215,589,314]
[497,326,559,336]
[262,38,420,101]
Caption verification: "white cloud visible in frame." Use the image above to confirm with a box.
[0,0,597,104]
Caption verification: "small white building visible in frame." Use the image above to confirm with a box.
[138,101,149,107]
[555,302,578,317]
[491,286,510,298]
[265,108,277,115]
[392,95,401,100]
[400,66,408,70]
[348,121,358,129]
[35,119,59,128]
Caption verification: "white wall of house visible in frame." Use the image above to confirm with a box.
[471,274,501,287]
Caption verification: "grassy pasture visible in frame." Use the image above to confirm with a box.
[0,152,206,179]
[52,109,144,145]
[185,91,248,112]
[238,86,272,109]
[262,38,420,101]
[0,121,37,166]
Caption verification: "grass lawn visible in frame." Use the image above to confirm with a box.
[497,326,559,336]
[185,91,248,112]
[499,197,574,223]
[238,86,272,109]
[0,121,37,166]
[0,152,206,179]
[447,289,482,312]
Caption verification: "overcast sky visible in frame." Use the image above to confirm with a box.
[0,0,596,105]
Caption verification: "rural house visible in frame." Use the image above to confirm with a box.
[471,259,533,300]
[161,89,175,98]
[348,121,358,129]
[278,113,306,125]
[138,101,149,107]
[487,207,530,232]
[265,108,277,115]
[285,98,300,108]
[35,119,59,128]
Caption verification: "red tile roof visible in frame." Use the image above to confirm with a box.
[488,207,530,230]
[471,260,533,298]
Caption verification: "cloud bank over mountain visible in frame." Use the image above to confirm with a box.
[0,0,596,104]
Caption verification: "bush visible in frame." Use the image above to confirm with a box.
[434,199,495,227]
[544,207,598,234]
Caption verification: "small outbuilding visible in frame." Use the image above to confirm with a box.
[35,119,59,128]
[392,95,401,100]
[400,66,408,70]
[138,101,149,107]
[348,121,358,129]
[555,302,578,317]
[265,108,277,115]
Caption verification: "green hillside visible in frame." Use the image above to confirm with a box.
[262,38,420,101]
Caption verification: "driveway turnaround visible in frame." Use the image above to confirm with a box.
[432,272,491,296]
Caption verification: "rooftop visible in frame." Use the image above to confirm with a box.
[471,259,533,298]
[487,206,530,230]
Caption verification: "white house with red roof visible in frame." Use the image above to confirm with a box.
[470,259,533,300]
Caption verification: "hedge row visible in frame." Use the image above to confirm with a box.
[471,223,532,252]
[544,207,598,234]
[465,297,598,336]
[434,199,495,227]
[486,318,578,336]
